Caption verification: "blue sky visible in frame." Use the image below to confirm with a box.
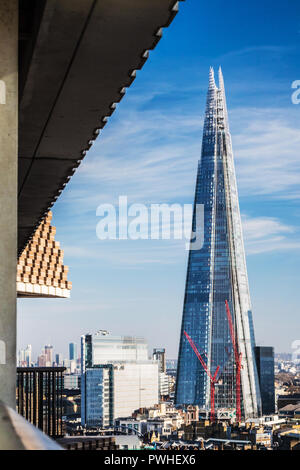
[18,0,300,360]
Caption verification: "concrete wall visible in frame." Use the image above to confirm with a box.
[0,0,18,408]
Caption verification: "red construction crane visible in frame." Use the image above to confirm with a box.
[184,331,220,423]
[225,300,242,422]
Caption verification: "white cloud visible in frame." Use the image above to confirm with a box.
[63,239,187,267]
[242,215,294,240]
[242,214,300,254]
[57,88,300,259]
[70,101,300,206]
[231,107,300,198]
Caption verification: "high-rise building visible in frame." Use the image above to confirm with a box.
[152,349,170,398]
[55,353,63,366]
[37,353,47,367]
[69,342,77,362]
[64,373,81,390]
[175,68,261,418]
[81,332,159,428]
[158,372,171,398]
[255,347,275,415]
[153,348,166,373]
[25,344,32,367]
[16,367,65,437]
[44,345,53,366]
[18,349,26,367]
[81,366,112,428]
[81,331,149,368]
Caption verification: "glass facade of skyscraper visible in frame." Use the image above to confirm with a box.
[81,366,112,427]
[175,68,261,418]
[255,347,275,415]
[69,342,77,362]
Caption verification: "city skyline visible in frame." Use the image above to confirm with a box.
[1,0,299,452]
[18,0,300,358]
[18,343,77,366]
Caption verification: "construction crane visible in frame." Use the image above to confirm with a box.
[184,331,220,423]
[225,300,242,422]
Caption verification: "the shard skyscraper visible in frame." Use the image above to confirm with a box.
[175,68,261,418]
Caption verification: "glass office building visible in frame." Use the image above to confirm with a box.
[255,347,275,415]
[81,366,112,428]
[69,342,77,362]
[175,68,261,418]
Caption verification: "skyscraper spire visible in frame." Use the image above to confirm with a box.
[217,66,229,130]
[208,66,216,89]
[218,66,224,90]
[175,69,261,419]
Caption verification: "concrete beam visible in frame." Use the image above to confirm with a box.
[18,0,181,253]
[0,0,18,408]
[0,401,62,450]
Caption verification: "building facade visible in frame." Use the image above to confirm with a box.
[175,68,261,418]
[56,353,63,366]
[64,373,81,390]
[81,332,159,428]
[113,362,159,419]
[159,372,171,398]
[81,366,112,428]
[153,348,166,373]
[81,331,149,367]
[44,345,53,366]
[16,367,65,437]
[25,344,32,367]
[69,342,77,362]
[255,347,275,415]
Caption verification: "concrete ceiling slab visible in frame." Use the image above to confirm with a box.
[18,0,183,253]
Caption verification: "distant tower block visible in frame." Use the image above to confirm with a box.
[17,212,72,298]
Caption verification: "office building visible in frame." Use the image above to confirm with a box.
[64,373,81,391]
[255,347,275,415]
[18,349,25,367]
[81,366,113,428]
[56,353,63,366]
[16,367,65,437]
[113,362,158,418]
[81,331,149,370]
[81,332,159,427]
[37,353,47,367]
[44,345,53,366]
[175,68,261,418]
[69,342,77,362]
[153,348,166,373]
[24,345,32,367]
[159,372,171,398]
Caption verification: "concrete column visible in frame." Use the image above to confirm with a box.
[0,0,18,408]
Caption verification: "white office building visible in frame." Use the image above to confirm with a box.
[81,332,159,427]
[113,362,158,419]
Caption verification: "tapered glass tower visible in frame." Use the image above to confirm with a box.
[175,68,261,418]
